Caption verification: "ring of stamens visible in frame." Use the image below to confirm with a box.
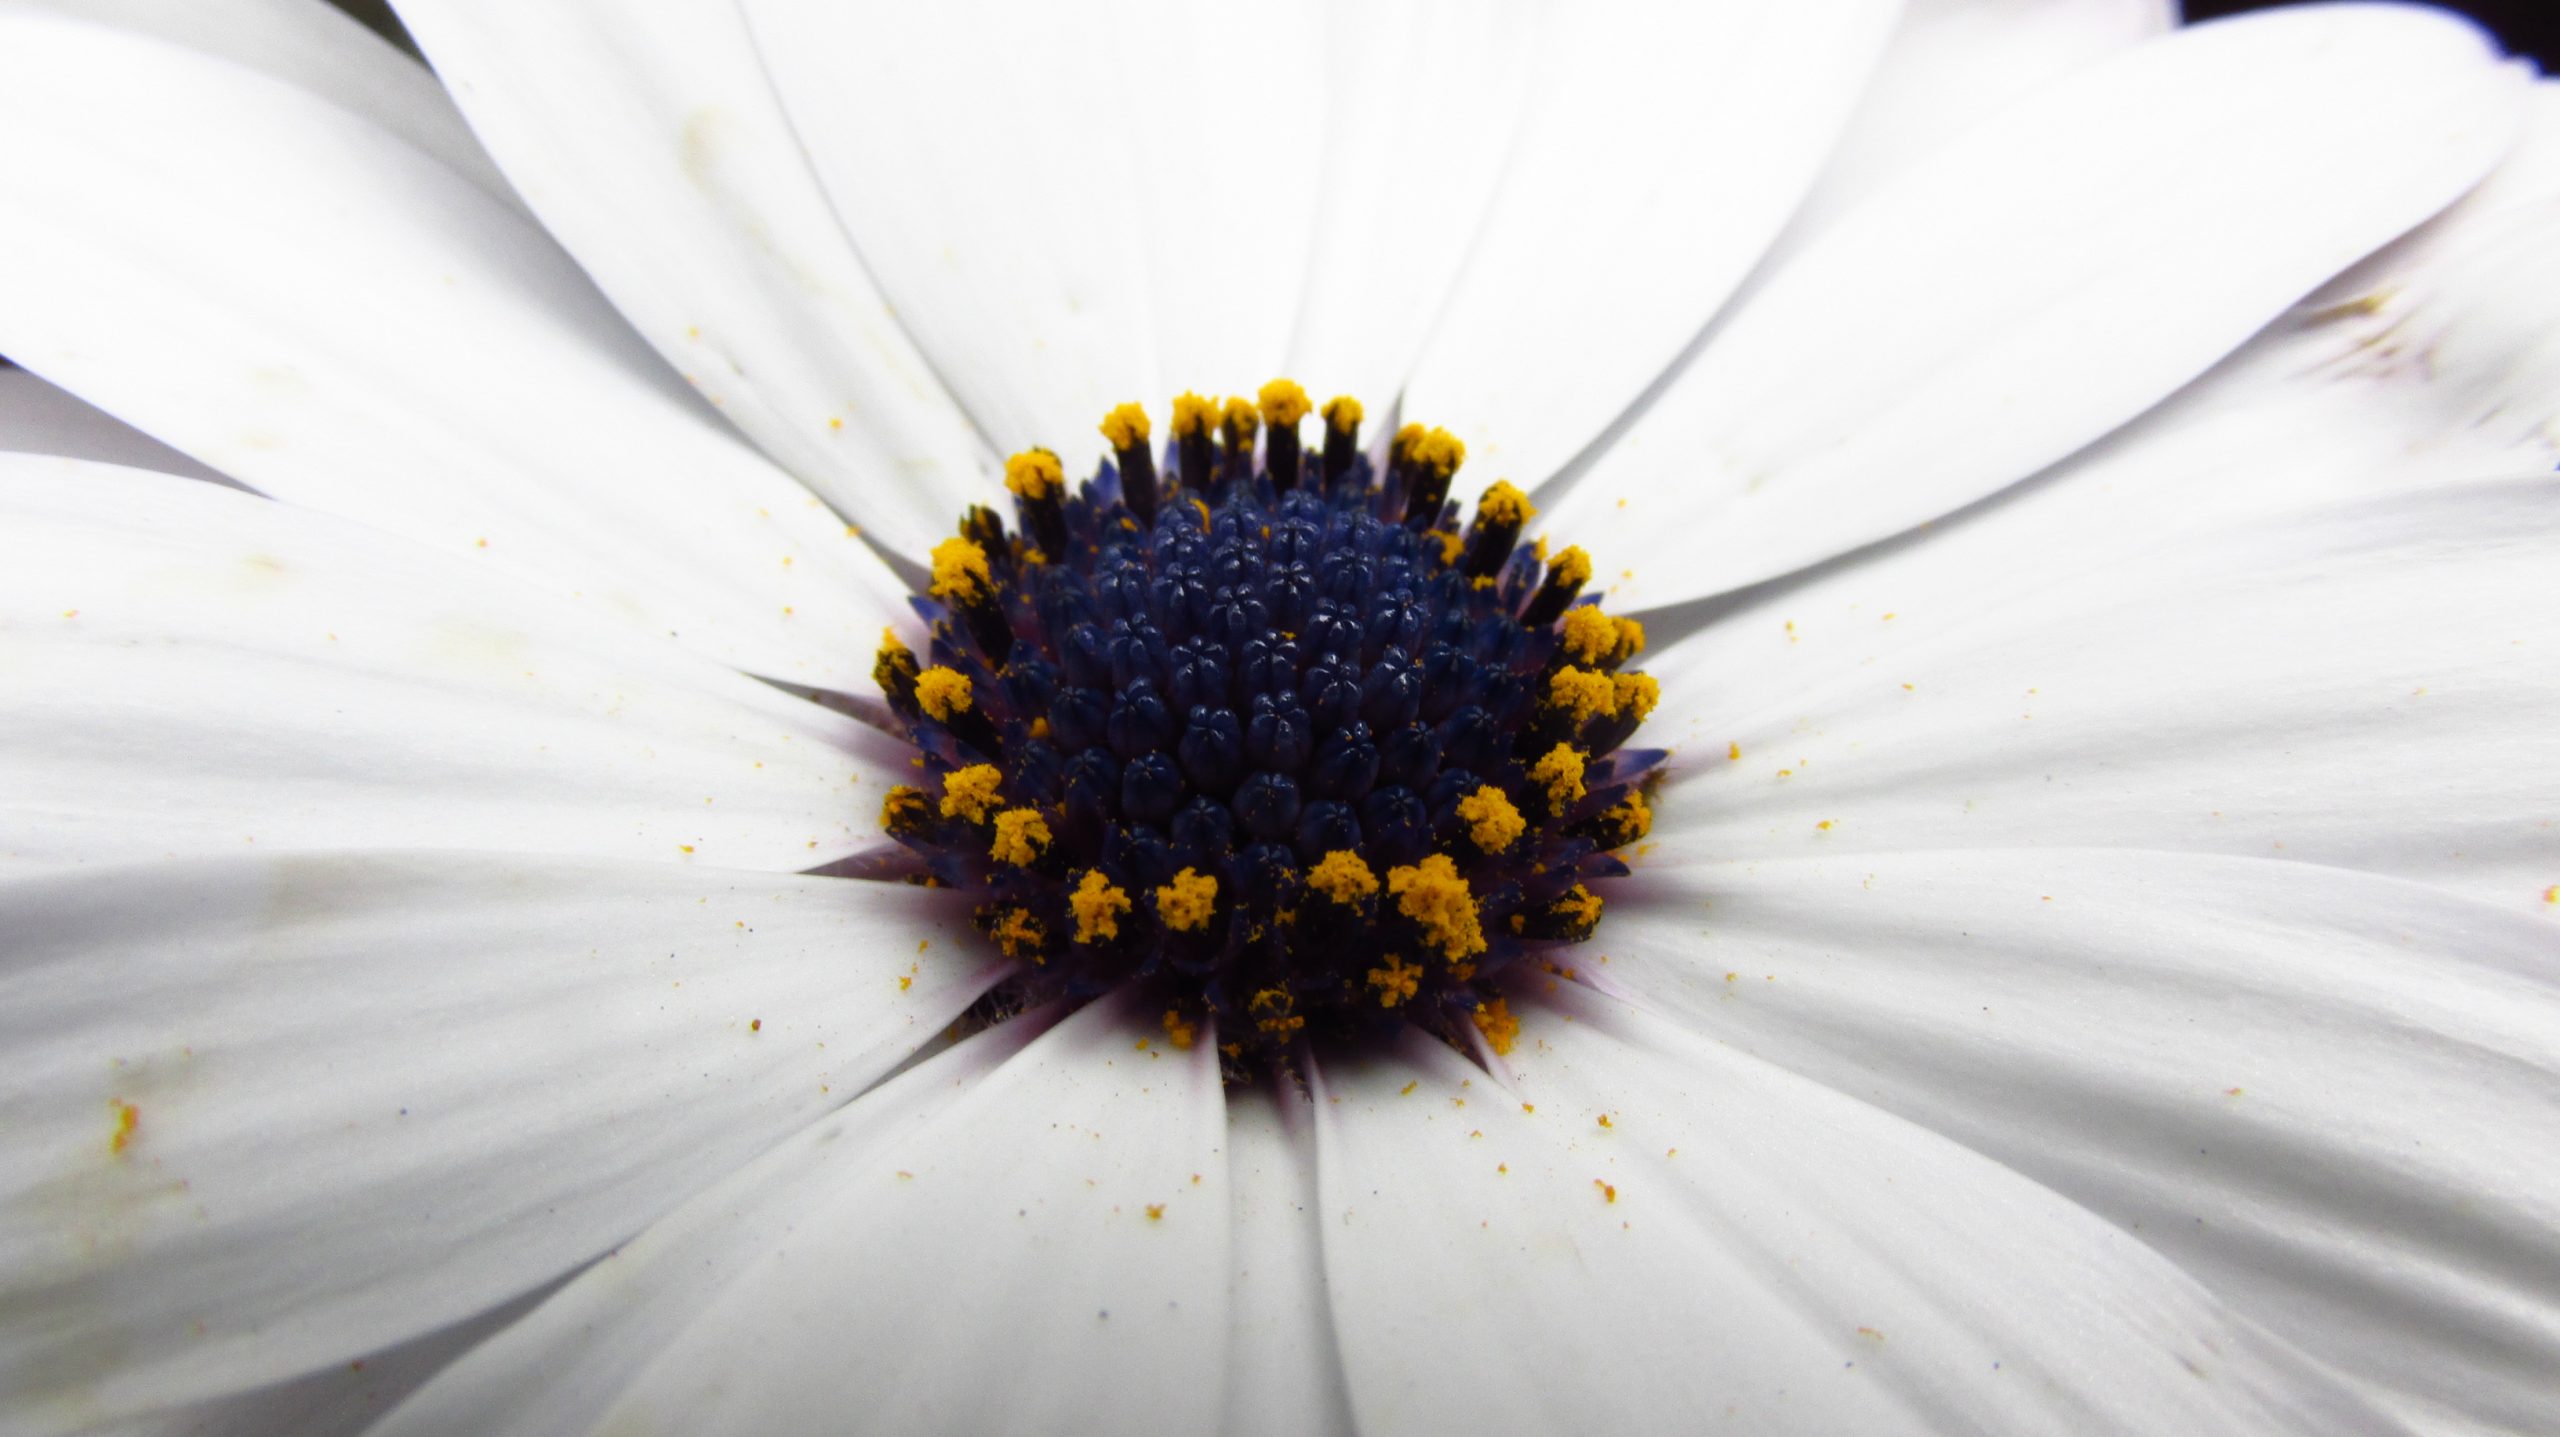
[875,379,1660,1070]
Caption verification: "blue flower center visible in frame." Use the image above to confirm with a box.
[874,382,1660,1068]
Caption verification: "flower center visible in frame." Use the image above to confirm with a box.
[874,379,1660,1070]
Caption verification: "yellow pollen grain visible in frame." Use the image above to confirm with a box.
[1387,853,1487,960]
[1554,884,1603,928]
[1475,479,1533,526]
[1221,396,1260,442]
[1613,671,1660,722]
[1322,394,1364,433]
[1100,401,1152,450]
[1003,447,1064,500]
[1308,849,1380,905]
[1532,744,1588,809]
[1546,545,1592,588]
[927,537,992,604]
[1170,391,1217,438]
[1391,421,1426,460]
[1606,789,1653,843]
[1409,426,1466,478]
[109,1100,139,1155]
[1367,954,1423,1007]
[914,667,973,721]
[1548,666,1619,726]
[1256,377,1312,427]
[1434,530,1465,567]
[1249,987,1304,1038]
[938,763,1003,822]
[1471,997,1520,1055]
[1156,867,1219,932]
[1070,869,1133,944]
[989,808,1051,867]
[1612,615,1647,661]
[988,906,1046,961]
[1162,1008,1197,1049]
[1559,604,1618,664]
[1455,784,1526,854]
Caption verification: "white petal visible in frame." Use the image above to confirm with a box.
[740,0,1322,477]
[0,12,904,684]
[1310,1003,2388,1435]
[90,1290,547,1437]
[23,0,524,213]
[1282,3,1548,410]
[0,370,233,486]
[1221,1083,1355,1437]
[1598,848,2560,1435]
[1643,477,2560,912]
[367,1010,1057,1437]
[1549,5,2528,606]
[1403,0,1901,488]
[385,991,1230,1436]
[0,852,1002,1432]
[1777,0,2175,255]
[0,462,898,876]
[391,2,995,560]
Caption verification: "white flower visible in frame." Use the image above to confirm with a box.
[2,1,2558,1434]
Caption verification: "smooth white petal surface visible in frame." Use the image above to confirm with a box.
[0,463,898,876]
[18,0,523,212]
[0,853,1002,1433]
[1311,999,2390,1435]
[741,0,1328,478]
[367,1009,1059,1437]
[1550,5,2527,604]
[1221,1083,1355,1437]
[0,12,904,684]
[1282,0,1539,411]
[1776,0,2175,253]
[384,992,1228,1436]
[392,1,995,561]
[1600,849,2560,1435]
[1403,0,1901,487]
[0,371,232,485]
[1647,477,2560,911]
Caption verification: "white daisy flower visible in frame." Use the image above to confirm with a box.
[2,1,2557,1434]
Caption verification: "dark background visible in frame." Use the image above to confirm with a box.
[330,2,2553,71]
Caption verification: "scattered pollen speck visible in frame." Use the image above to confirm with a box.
[1816,819,1833,831]
[1596,1114,1613,1129]
[2543,885,2558,905]
[109,1100,139,1155]
[1594,1179,1617,1204]
[1521,1102,1536,1114]
[1400,1080,1418,1097]
[750,1019,762,1032]
[828,416,844,430]
[897,975,913,992]
[1145,1203,1166,1221]
[2226,1086,2245,1097]
[1727,741,1741,761]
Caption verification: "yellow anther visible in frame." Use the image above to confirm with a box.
[1408,427,1467,478]
[914,666,973,721]
[1391,422,1427,462]
[1322,395,1364,433]
[1249,987,1305,1038]
[874,627,920,691]
[881,784,930,835]
[987,906,1047,962]
[1170,391,1218,438]
[938,763,1004,822]
[1162,1007,1197,1050]
[1475,480,1533,526]
[1612,615,1647,661]
[1156,867,1219,932]
[1386,853,1487,960]
[1613,671,1660,722]
[1554,884,1603,928]
[1604,789,1653,844]
[1070,869,1132,943]
[1003,448,1064,500]
[989,807,1051,867]
[1221,396,1259,441]
[1307,849,1380,905]
[1367,954,1423,1008]
[1256,378,1312,427]
[1100,401,1152,450]
[1548,666,1620,726]
[1471,996,1520,1056]
[1434,531,1465,567]
[927,536,992,604]
[1546,545,1592,588]
[1532,744,1588,809]
[1455,784,1526,854]
[1559,605,1617,665]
